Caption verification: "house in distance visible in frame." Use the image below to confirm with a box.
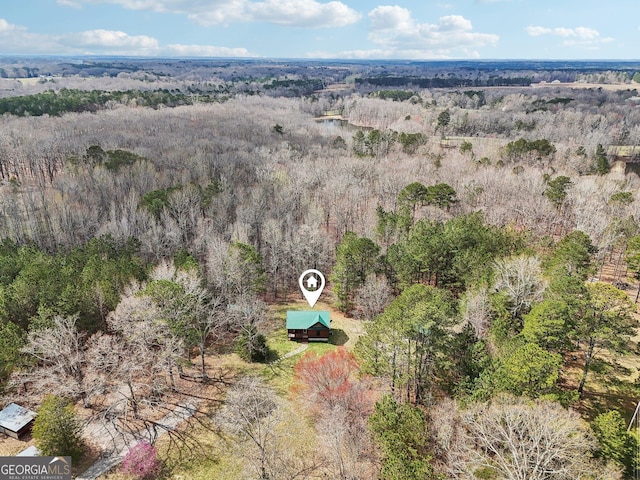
[286,311,331,342]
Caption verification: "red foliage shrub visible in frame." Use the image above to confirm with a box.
[293,348,373,416]
[121,441,162,480]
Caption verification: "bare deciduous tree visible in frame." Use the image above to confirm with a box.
[431,395,622,480]
[17,315,93,407]
[174,268,227,379]
[147,262,229,379]
[316,404,374,480]
[461,287,492,339]
[354,274,393,321]
[107,287,183,402]
[493,255,546,319]
[216,376,281,480]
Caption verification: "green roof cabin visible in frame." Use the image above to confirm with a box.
[286,311,331,342]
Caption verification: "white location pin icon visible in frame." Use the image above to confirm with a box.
[299,269,325,308]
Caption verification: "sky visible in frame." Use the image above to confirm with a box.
[0,0,638,60]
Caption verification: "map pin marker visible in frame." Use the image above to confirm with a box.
[299,269,325,308]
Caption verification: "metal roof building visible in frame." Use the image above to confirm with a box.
[286,311,331,342]
[0,403,37,439]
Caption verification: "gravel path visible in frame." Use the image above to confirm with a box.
[279,343,308,360]
[76,342,308,479]
[76,403,197,480]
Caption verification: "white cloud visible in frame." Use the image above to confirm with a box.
[0,18,252,56]
[369,6,413,31]
[56,0,83,7]
[551,27,574,37]
[0,19,52,54]
[0,19,26,34]
[61,30,160,55]
[573,27,600,41]
[309,7,496,60]
[58,0,360,28]
[241,0,360,27]
[438,15,472,31]
[525,25,613,46]
[367,7,498,57]
[525,26,551,37]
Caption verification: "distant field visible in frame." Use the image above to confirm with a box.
[533,81,640,91]
[15,77,43,86]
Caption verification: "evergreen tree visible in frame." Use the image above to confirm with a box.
[592,410,637,476]
[369,395,437,480]
[493,342,562,398]
[575,282,636,396]
[235,324,269,362]
[522,299,571,351]
[397,182,429,223]
[592,144,610,175]
[436,109,450,137]
[542,230,596,279]
[544,175,572,209]
[355,284,455,403]
[32,395,84,462]
[331,232,380,313]
[0,320,23,391]
[425,183,458,210]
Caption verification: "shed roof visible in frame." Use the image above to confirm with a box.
[0,403,37,433]
[286,311,330,330]
[17,446,40,457]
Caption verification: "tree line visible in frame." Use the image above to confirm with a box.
[0,88,221,117]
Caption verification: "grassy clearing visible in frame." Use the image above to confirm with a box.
[571,359,640,422]
[0,435,32,456]
[93,298,366,479]
[563,334,640,422]
[262,301,346,393]
[269,297,366,347]
[566,270,640,421]
[154,427,243,480]
[265,326,298,358]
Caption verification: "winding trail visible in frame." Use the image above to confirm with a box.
[76,402,198,480]
[279,343,308,360]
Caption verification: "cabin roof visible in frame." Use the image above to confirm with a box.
[0,403,37,433]
[286,311,330,330]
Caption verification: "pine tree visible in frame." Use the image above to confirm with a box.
[32,395,84,461]
[592,144,610,175]
[369,395,437,480]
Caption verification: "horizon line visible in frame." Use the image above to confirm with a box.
[1,54,640,63]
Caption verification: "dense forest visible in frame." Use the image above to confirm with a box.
[1,58,640,479]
